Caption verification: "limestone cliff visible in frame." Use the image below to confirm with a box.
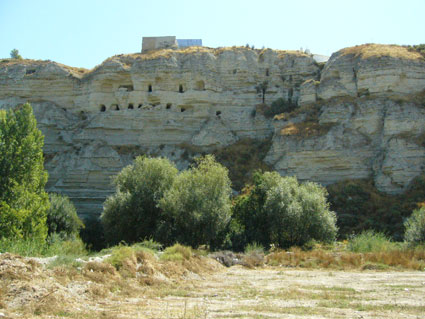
[1,44,424,218]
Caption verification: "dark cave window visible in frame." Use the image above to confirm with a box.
[166,103,172,109]
[100,105,106,112]
[179,84,184,93]
[148,84,152,92]
[216,111,221,116]
[128,104,134,109]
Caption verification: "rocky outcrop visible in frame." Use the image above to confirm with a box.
[1,44,424,218]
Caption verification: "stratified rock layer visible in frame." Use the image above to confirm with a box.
[1,44,424,218]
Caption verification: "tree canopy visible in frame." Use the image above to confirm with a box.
[0,103,49,240]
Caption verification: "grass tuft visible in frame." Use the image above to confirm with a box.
[160,243,192,261]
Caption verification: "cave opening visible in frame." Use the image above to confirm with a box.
[100,105,106,112]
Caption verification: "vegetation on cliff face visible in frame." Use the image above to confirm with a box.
[327,175,425,241]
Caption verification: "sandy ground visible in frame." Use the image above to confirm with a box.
[1,254,425,318]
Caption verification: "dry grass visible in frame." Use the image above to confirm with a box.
[340,43,424,60]
[280,121,335,138]
[0,58,89,75]
[266,246,425,270]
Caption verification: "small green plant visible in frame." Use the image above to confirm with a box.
[404,207,425,245]
[348,230,394,253]
[106,245,135,269]
[160,243,192,261]
[245,242,264,254]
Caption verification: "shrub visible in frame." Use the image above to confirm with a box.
[348,230,394,253]
[159,155,232,248]
[232,171,337,249]
[46,193,83,239]
[10,49,22,59]
[327,177,425,240]
[106,245,135,270]
[101,156,178,246]
[404,207,425,245]
[0,104,49,242]
[264,98,297,118]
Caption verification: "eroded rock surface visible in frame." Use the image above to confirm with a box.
[1,44,424,217]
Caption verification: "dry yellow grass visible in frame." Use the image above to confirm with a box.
[266,247,425,270]
[280,121,334,138]
[0,58,89,75]
[340,43,424,60]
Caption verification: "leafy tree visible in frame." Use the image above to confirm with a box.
[10,49,22,59]
[0,103,49,241]
[232,171,337,249]
[46,193,84,239]
[101,156,178,245]
[404,207,425,245]
[159,155,232,248]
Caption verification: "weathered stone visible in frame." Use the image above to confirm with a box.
[0,44,424,217]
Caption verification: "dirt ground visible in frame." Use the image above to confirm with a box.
[1,253,425,319]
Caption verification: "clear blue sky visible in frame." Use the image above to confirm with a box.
[1,0,424,69]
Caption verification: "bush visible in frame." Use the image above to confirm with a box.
[46,193,83,239]
[101,156,178,246]
[348,230,394,253]
[404,207,425,245]
[159,155,232,248]
[0,104,49,242]
[264,98,297,118]
[106,245,135,270]
[232,171,337,249]
[327,177,425,240]
[10,49,22,59]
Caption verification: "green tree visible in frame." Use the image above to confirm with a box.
[101,156,178,245]
[46,193,84,239]
[232,171,337,249]
[159,155,232,248]
[404,207,425,245]
[0,103,49,241]
[10,49,22,59]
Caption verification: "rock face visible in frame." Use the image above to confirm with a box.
[0,44,424,218]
